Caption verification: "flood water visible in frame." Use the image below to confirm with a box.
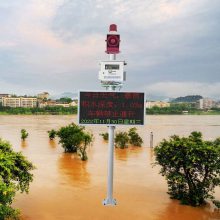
[0,115,220,220]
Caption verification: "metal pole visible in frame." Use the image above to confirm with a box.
[150,132,153,148]
[103,125,116,205]
[103,53,117,206]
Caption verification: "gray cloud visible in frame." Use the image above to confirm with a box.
[144,81,220,99]
[0,0,219,98]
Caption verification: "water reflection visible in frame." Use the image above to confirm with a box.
[148,147,155,162]
[115,146,143,161]
[21,140,28,148]
[58,153,90,188]
[156,200,220,220]
[48,139,57,149]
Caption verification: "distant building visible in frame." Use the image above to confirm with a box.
[70,101,77,107]
[146,101,170,108]
[38,100,77,108]
[37,92,49,100]
[0,94,10,105]
[198,98,215,109]
[0,94,10,98]
[215,101,220,108]
[38,100,56,108]
[55,103,71,107]
[2,97,21,108]
[20,97,37,108]
[2,97,37,108]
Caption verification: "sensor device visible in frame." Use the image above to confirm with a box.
[99,60,126,82]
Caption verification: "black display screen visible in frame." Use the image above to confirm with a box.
[79,91,145,125]
[105,64,120,70]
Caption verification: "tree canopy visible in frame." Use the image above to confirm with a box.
[0,138,35,219]
[154,132,220,207]
[56,123,93,161]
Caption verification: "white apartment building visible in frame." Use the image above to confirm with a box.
[2,97,37,108]
[2,97,21,107]
[0,94,10,104]
[38,100,77,108]
[146,101,170,108]
[198,98,215,109]
[20,97,37,108]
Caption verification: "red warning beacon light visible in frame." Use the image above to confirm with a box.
[106,24,120,54]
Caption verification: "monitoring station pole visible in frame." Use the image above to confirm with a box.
[100,24,126,206]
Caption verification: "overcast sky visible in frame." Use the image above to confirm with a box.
[0,0,219,99]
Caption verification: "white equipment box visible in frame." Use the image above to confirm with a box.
[99,61,126,82]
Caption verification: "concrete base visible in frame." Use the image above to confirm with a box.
[102,198,117,206]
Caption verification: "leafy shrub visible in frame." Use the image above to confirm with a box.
[77,133,93,161]
[100,132,108,141]
[48,129,56,140]
[0,138,35,219]
[115,132,129,149]
[128,127,143,147]
[100,128,143,149]
[21,129,28,140]
[56,123,93,160]
[154,131,220,207]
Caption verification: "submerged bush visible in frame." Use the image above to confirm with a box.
[154,131,220,207]
[56,123,93,161]
[21,129,28,140]
[128,127,143,147]
[100,132,109,141]
[48,129,56,140]
[100,127,143,148]
[115,131,129,149]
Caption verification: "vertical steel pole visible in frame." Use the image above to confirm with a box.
[150,132,153,148]
[103,53,117,206]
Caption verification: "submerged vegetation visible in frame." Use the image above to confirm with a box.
[115,131,129,149]
[21,129,28,140]
[100,127,143,149]
[128,127,143,147]
[48,129,56,140]
[56,123,93,161]
[154,132,220,208]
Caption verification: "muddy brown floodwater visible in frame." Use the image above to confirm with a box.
[0,115,220,220]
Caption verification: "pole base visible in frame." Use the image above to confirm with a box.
[102,198,117,206]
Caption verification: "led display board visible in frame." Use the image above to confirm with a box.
[78,91,145,125]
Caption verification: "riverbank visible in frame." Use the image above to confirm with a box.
[0,106,220,115]
[146,108,220,115]
[0,106,77,115]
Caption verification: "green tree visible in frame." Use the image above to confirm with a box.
[56,123,93,160]
[128,127,143,147]
[77,133,93,161]
[58,97,72,103]
[48,129,56,140]
[21,129,28,140]
[0,138,35,219]
[115,131,129,149]
[154,132,220,207]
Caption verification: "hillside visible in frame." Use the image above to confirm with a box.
[172,95,203,103]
